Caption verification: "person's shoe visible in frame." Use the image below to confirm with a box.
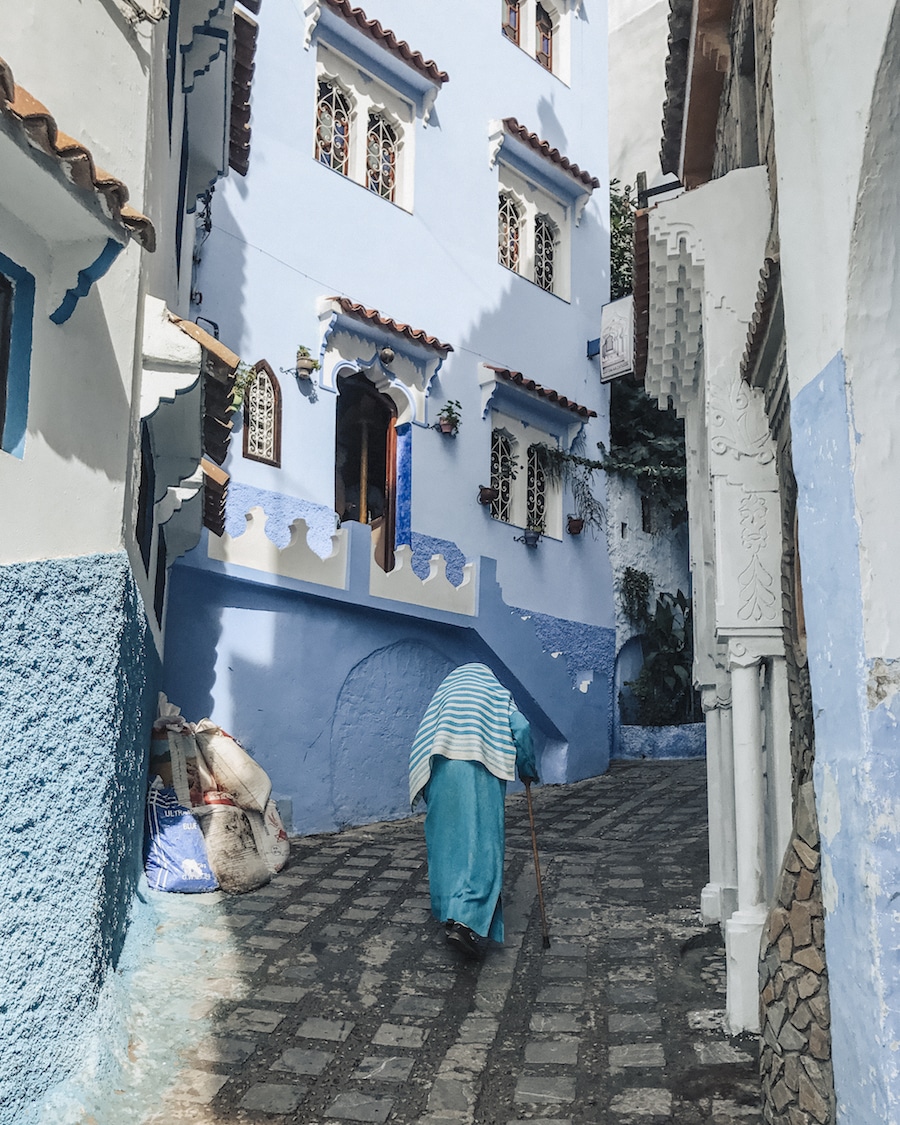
[446,921,483,960]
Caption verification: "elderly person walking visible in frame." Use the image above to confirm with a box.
[409,662,538,960]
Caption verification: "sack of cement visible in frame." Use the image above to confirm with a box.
[194,797,271,894]
[247,800,290,874]
[193,720,272,813]
[144,780,219,893]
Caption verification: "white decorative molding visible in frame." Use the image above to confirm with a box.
[736,493,778,623]
[303,0,321,49]
[208,506,349,590]
[140,295,203,419]
[369,543,476,617]
[708,377,775,467]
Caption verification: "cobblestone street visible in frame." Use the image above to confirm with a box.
[110,761,762,1124]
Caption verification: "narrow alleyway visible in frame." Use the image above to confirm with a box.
[96,762,762,1124]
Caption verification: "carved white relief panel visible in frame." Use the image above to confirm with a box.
[714,478,782,634]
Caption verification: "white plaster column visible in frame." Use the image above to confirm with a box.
[724,638,768,1034]
[767,655,794,873]
[700,679,739,924]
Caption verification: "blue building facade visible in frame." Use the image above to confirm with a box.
[165,0,616,834]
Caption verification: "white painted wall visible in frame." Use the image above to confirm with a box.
[772,0,895,398]
[608,0,671,185]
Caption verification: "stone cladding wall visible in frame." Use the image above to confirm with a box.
[758,784,835,1124]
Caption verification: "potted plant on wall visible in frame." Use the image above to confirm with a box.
[435,399,462,436]
[566,514,585,535]
[295,345,320,379]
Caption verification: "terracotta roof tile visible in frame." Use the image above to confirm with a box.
[322,0,448,85]
[659,0,693,176]
[168,314,241,372]
[0,56,155,251]
[230,6,258,176]
[632,210,651,382]
[501,118,600,190]
[485,364,597,419]
[326,296,453,353]
[741,257,780,383]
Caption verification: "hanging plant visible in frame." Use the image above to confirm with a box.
[228,361,258,412]
[528,441,606,535]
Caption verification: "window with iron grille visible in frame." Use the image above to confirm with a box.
[527,444,547,530]
[498,193,522,272]
[243,362,281,466]
[502,0,520,42]
[536,3,553,69]
[534,214,556,292]
[366,113,397,201]
[315,80,351,174]
[490,428,515,522]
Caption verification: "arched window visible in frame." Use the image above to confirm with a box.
[536,3,553,70]
[366,113,397,201]
[527,444,547,531]
[498,193,522,271]
[490,429,515,522]
[315,80,351,174]
[243,361,281,466]
[502,0,520,43]
[534,213,556,292]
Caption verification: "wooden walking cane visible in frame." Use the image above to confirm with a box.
[524,781,551,949]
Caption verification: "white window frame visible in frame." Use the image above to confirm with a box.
[500,0,572,85]
[497,164,570,301]
[489,409,563,538]
[316,43,415,212]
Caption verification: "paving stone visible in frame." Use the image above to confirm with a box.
[530,1012,584,1034]
[327,1090,395,1122]
[391,995,445,1017]
[355,1055,416,1082]
[694,1041,755,1065]
[688,1009,726,1031]
[525,1035,581,1064]
[609,1043,666,1068]
[608,982,659,1005]
[247,934,289,950]
[253,984,308,1003]
[543,960,587,979]
[373,1022,429,1048]
[223,1007,285,1034]
[609,1013,663,1034]
[264,918,308,933]
[296,1017,355,1041]
[609,1087,673,1115]
[271,1047,334,1075]
[194,1036,256,1064]
[239,1082,305,1113]
[514,1076,577,1104]
[174,1068,230,1104]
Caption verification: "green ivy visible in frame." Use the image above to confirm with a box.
[621,589,700,726]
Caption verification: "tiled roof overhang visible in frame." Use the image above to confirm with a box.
[485,365,597,419]
[230,4,259,176]
[324,297,453,354]
[659,0,733,188]
[0,57,155,251]
[501,118,600,191]
[320,0,448,85]
[740,256,781,385]
[632,210,651,383]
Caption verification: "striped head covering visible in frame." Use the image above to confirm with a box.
[409,663,518,807]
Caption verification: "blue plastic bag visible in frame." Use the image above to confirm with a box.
[144,782,219,892]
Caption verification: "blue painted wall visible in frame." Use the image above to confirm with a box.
[0,553,158,1125]
[164,524,613,836]
[792,353,900,1122]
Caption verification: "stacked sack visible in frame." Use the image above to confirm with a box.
[145,695,290,894]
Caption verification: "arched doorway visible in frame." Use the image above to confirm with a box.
[335,369,397,572]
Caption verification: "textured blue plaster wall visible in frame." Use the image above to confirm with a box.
[792,353,895,1122]
[0,553,158,1125]
[614,724,706,760]
[226,481,338,557]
